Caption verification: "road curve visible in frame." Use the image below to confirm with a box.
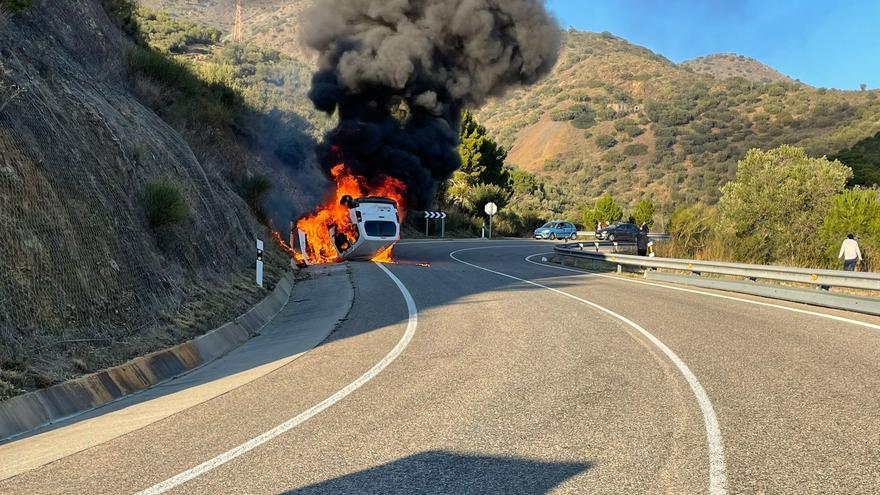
[1,240,878,494]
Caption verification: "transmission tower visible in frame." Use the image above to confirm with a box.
[233,0,243,43]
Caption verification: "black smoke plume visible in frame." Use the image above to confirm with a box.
[303,0,561,209]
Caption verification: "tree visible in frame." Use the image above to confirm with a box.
[820,188,880,270]
[584,194,623,228]
[509,168,538,196]
[449,183,511,215]
[860,83,867,92]
[718,145,852,265]
[458,110,509,189]
[667,203,716,257]
[632,198,655,227]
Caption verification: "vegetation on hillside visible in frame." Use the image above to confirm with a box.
[831,132,880,187]
[476,31,880,224]
[681,53,795,84]
[660,145,878,271]
[101,0,325,229]
[0,0,31,13]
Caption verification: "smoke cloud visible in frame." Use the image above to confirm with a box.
[303,0,561,209]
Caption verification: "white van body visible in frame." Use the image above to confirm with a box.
[338,197,400,261]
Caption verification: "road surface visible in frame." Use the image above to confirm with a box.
[1,240,879,494]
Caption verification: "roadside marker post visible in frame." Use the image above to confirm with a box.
[484,202,498,239]
[256,239,264,288]
[423,211,447,238]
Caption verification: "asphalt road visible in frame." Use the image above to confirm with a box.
[2,240,879,494]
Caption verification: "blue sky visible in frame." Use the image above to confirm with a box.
[545,0,879,90]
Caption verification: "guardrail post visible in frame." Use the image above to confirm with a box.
[617,264,622,273]
[594,242,599,252]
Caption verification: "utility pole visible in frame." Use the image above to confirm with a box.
[233,0,243,43]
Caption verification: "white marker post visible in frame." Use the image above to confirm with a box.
[484,202,498,239]
[256,239,264,288]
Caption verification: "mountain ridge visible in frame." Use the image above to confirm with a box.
[681,53,797,84]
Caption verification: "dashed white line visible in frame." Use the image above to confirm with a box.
[524,252,880,332]
[450,246,728,495]
[135,262,418,495]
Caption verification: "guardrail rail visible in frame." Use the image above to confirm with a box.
[552,244,880,316]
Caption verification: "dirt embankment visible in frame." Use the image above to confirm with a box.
[0,0,305,398]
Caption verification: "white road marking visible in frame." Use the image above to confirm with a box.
[450,246,728,495]
[524,252,880,332]
[135,263,418,495]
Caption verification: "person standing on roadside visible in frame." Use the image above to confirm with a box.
[838,233,862,271]
[637,223,649,256]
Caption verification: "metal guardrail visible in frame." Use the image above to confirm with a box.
[576,232,670,241]
[554,244,880,292]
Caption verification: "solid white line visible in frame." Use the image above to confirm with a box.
[524,252,880,332]
[135,263,418,495]
[450,247,728,495]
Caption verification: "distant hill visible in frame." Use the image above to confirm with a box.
[682,53,796,84]
[474,30,880,218]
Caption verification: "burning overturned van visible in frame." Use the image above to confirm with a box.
[295,195,401,264]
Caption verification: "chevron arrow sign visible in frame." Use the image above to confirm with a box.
[424,211,447,219]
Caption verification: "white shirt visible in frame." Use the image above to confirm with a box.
[838,238,862,261]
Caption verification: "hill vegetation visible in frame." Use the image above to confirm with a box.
[681,53,795,84]
[0,0,304,398]
[140,0,315,61]
[475,31,880,224]
[831,132,880,187]
[137,4,880,229]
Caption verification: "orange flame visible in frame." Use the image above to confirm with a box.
[294,164,406,264]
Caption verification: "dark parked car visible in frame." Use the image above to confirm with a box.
[596,223,640,242]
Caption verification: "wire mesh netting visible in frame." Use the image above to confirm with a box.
[0,0,290,398]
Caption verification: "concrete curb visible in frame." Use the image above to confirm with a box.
[0,273,295,441]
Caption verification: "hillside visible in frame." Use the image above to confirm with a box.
[0,0,318,398]
[681,53,796,84]
[140,0,314,60]
[129,4,880,222]
[831,131,880,187]
[475,31,880,219]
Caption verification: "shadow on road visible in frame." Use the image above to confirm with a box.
[280,450,591,494]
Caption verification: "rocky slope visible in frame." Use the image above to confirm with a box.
[0,0,311,397]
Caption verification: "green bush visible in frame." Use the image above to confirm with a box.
[718,145,851,265]
[603,150,625,163]
[666,203,716,257]
[614,119,645,137]
[623,144,648,156]
[632,198,655,227]
[144,181,189,230]
[595,134,618,149]
[550,105,595,129]
[237,176,272,225]
[126,46,198,96]
[1,0,32,12]
[820,188,880,270]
